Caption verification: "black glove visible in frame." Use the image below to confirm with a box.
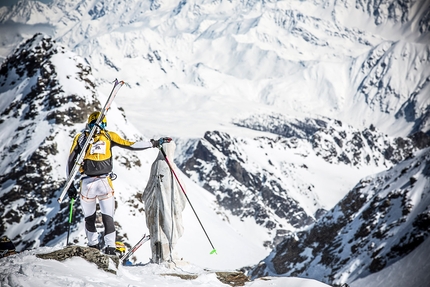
[151,137,172,148]
[68,184,78,200]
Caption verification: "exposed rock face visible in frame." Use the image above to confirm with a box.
[235,114,422,167]
[161,271,250,286]
[0,33,98,249]
[180,130,315,232]
[36,246,119,274]
[178,114,425,236]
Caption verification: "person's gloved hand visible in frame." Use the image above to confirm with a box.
[68,184,78,200]
[151,137,172,148]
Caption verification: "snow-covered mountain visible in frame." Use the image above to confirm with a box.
[0,33,154,251]
[1,0,430,286]
[177,114,426,232]
[0,0,429,139]
[250,146,430,286]
[0,32,272,272]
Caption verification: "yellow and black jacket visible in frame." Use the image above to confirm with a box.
[68,129,152,176]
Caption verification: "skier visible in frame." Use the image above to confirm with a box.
[67,111,170,256]
[142,140,187,265]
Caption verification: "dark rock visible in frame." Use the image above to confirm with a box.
[408,131,430,149]
[215,271,250,286]
[161,273,199,280]
[179,130,314,231]
[36,246,119,274]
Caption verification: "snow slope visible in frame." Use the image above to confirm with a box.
[0,247,331,287]
[1,237,428,287]
[251,146,430,286]
[351,236,430,287]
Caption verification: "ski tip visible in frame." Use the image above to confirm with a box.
[210,249,217,255]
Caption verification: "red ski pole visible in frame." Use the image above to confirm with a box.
[158,146,217,255]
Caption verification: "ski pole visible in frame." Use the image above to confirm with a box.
[66,198,75,245]
[120,234,151,263]
[159,146,217,255]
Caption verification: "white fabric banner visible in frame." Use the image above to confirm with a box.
[142,141,187,263]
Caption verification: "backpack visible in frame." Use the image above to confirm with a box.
[78,130,114,176]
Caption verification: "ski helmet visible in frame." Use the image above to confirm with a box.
[87,111,107,129]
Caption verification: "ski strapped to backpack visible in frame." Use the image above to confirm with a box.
[120,234,151,263]
[58,79,125,204]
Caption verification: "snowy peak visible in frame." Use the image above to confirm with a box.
[1,0,429,139]
[0,1,50,24]
[349,40,430,135]
[180,130,316,233]
[331,0,430,33]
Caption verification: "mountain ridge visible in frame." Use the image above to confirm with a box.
[1,0,430,286]
[0,33,155,252]
[177,115,429,235]
[1,0,429,138]
[250,146,430,285]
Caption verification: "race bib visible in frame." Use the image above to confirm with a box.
[90,141,106,155]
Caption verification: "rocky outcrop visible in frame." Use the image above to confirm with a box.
[180,130,315,232]
[36,246,119,274]
[235,114,420,167]
[179,115,424,236]
[0,34,98,249]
